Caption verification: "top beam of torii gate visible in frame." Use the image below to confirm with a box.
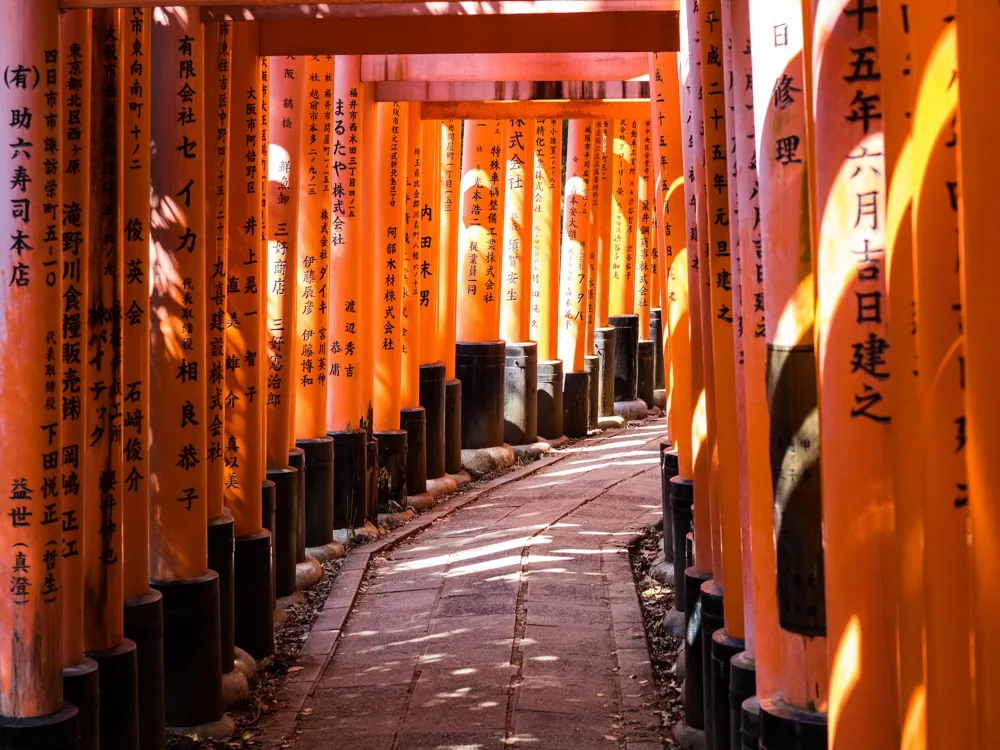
[58,1,679,55]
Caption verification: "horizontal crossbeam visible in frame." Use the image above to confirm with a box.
[419,99,651,120]
[360,53,650,82]
[373,80,649,102]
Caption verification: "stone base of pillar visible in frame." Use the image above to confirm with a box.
[297,437,335,549]
[88,639,139,749]
[650,308,665,390]
[683,567,713,729]
[420,363,448,479]
[730,651,757,750]
[609,314,640,402]
[220,662,248,711]
[504,342,538,445]
[295,555,323,591]
[401,406,428,495]
[759,695,827,750]
[367,435,379,525]
[288,447,307,562]
[444,380,463,475]
[266,468,299,599]
[0,704,80,750]
[594,326,617,417]
[124,590,165,750]
[653,388,668,410]
[63,657,99,750]
[233,530,274,661]
[425,470,473,498]
[670,478,694,611]
[537,359,564,440]
[305,540,346,563]
[261,480,277,613]
[583,355,600,430]
[598,415,627,430]
[461,443,516,477]
[207,510,235,675]
[511,436,570,460]
[376,430,409,513]
[613,398,648,421]
[660,443,678,565]
[456,341,506,449]
[329,430,368,531]
[710,630,745,750]
[741,695,761,750]
[151,571,226,734]
[638,339,655,407]
[562,370,590,438]
[700,581,726,736]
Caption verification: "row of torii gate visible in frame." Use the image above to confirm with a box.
[2,1,1000,750]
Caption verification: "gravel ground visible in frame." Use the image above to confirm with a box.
[630,527,685,748]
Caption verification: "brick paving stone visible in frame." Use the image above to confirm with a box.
[275,421,668,749]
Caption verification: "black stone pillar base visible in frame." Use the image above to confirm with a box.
[537,359,564,440]
[594,327,617,417]
[444,379,463,475]
[288,447,306,562]
[670,478,695,611]
[609,314,639,402]
[456,341,506,449]
[62,658,99,750]
[261,480,277,613]
[0,704,79,750]
[562,370,590,438]
[266,468,298,599]
[583,355,600,430]
[400,406,428,496]
[297,437,335,548]
[420,362,448,479]
[700,581,725,748]
[207,510,235,674]
[730,651,757,750]
[660,444,678,564]
[150,571,224,731]
[124,590,165,750]
[710,630,745,750]
[741,696,761,750]
[329,430,367,530]
[683,567,713,729]
[88,640,140,749]
[234,530,274,661]
[638,339,655,407]
[504,342,538,446]
[759,696,828,750]
[650,308,665,390]
[375,430,408,513]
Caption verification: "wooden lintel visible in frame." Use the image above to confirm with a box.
[257,12,678,55]
[374,80,650,102]
[361,53,650,82]
[419,100,652,120]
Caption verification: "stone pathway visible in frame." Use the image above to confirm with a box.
[284,422,667,750]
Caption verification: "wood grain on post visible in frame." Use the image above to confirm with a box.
[500,117,534,344]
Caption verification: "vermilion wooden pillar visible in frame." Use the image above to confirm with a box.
[609,119,635,317]
[595,119,613,330]
[634,119,653,337]
[531,118,562,360]
[150,7,227,735]
[810,0,900,746]
[419,121,443,366]
[500,118,534,345]
[401,103,423,411]
[586,120,603,352]
[438,120,463,472]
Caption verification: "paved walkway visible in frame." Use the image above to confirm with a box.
[284,422,667,750]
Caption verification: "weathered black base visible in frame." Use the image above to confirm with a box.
[583,355,600,430]
[444,379,463,475]
[637,339,655,407]
[62,658,98,750]
[759,696,828,750]
[329,430,367,530]
[537,359,564,440]
[288,447,306,562]
[660,444,678,564]
[266,468,298,598]
[207,510,235,673]
[234,530,274,660]
[671,478,695,611]
[88,640,140,750]
[151,571,223,729]
[298,437,335,548]
[730,651,757,750]
[124,590,166,750]
[504,342,538,446]
[260,480,277,612]
[376,429,408,513]
[456,341,506,449]
[400,406,428,496]
[609,314,640,402]
[711,630,745,750]
[562,370,590,439]
[419,362,448,479]
[594,326,617,417]
[701,581,726,747]
[683,567,713,729]
[742,696,761,750]
[367,436,379,525]
[650,308,665,390]
[0,704,79,750]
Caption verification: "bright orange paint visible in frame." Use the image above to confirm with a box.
[500,117,534,344]
[557,120,592,372]
[531,118,563,359]
[401,103,423,408]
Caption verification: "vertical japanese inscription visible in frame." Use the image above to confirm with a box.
[500,117,533,344]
